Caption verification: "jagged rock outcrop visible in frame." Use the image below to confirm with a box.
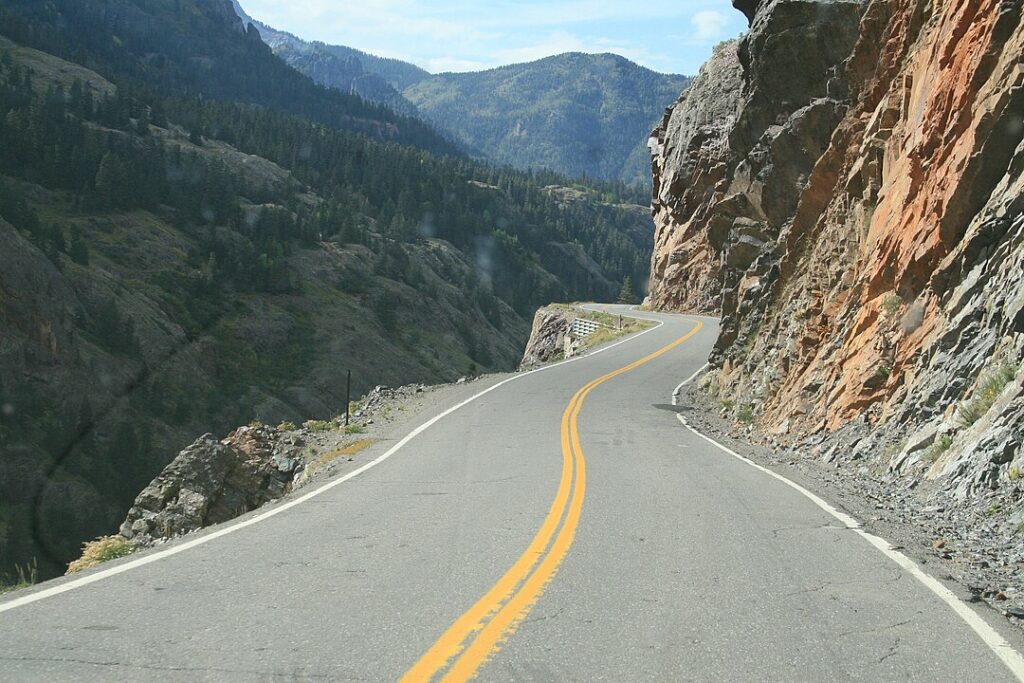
[648,0,862,314]
[521,307,573,367]
[119,425,302,545]
[650,0,1024,505]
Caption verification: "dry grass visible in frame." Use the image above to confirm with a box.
[66,536,134,574]
[578,315,653,351]
[957,363,1018,428]
[0,559,37,595]
[305,439,376,477]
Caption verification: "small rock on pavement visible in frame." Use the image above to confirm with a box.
[1006,606,1024,619]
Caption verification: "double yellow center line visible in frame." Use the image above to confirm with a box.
[401,320,704,681]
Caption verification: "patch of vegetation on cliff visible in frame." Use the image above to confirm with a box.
[957,363,1019,428]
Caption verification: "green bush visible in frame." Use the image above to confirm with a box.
[881,293,903,316]
[303,419,334,432]
[958,363,1018,428]
[924,434,953,463]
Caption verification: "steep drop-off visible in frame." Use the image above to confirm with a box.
[649,0,1024,504]
[0,0,652,581]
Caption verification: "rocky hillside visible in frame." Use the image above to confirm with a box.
[648,0,1023,514]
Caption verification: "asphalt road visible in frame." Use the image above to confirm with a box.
[2,306,1022,681]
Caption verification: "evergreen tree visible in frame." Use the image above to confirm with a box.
[617,276,638,305]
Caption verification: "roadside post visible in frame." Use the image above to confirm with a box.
[345,369,352,426]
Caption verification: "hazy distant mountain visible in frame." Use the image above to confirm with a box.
[405,54,691,187]
[232,2,690,187]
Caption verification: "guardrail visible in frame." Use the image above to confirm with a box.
[571,317,605,338]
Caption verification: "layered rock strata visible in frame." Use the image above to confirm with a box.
[649,0,1024,502]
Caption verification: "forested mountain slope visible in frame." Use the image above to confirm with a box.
[0,0,651,581]
[230,2,689,188]
[0,0,453,154]
[403,53,691,187]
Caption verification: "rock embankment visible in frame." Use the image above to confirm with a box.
[521,304,639,367]
[118,426,301,545]
[521,307,573,367]
[649,0,1024,612]
[114,383,428,547]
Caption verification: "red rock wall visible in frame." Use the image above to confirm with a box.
[650,0,1024,490]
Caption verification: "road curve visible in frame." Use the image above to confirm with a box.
[1,306,1022,681]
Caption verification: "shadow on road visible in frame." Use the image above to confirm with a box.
[651,403,688,414]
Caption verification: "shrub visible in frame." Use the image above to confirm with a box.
[277,421,297,431]
[881,293,903,316]
[66,536,134,574]
[924,434,953,463]
[737,406,755,424]
[303,419,334,432]
[958,363,1018,428]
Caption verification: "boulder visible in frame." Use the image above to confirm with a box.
[119,426,299,545]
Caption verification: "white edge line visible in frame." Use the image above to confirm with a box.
[0,308,667,613]
[671,366,1024,681]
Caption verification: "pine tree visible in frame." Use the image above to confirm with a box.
[617,276,637,305]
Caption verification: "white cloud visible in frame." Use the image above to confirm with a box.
[690,10,729,41]
[237,0,746,75]
[426,56,496,73]
[492,31,588,64]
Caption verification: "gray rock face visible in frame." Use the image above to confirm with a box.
[119,426,300,545]
[648,0,1024,549]
[521,307,572,367]
[647,0,863,315]
[732,0,761,23]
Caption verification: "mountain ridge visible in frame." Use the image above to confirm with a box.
[229,1,690,187]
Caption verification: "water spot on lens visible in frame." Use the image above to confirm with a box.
[2,402,14,416]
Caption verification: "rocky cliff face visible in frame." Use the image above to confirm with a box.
[649,0,1024,500]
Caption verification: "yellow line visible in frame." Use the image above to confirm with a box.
[402,320,704,682]
[399,389,584,681]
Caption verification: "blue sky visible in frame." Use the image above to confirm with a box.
[236,0,748,75]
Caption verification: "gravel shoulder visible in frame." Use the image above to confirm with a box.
[676,372,1024,630]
